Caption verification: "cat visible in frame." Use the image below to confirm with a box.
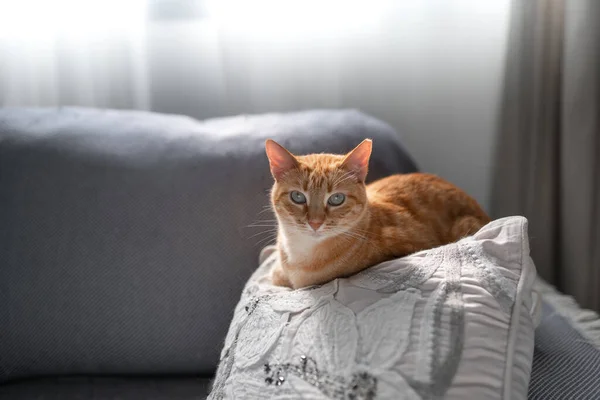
[265,138,491,289]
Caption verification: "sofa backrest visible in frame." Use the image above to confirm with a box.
[0,107,417,382]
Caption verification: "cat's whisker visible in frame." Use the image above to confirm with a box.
[247,233,278,241]
[244,224,278,230]
[334,174,356,186]
[341,233,378,253]
[342,232,367,241]
[254,240,275,249]
[257,208,275,216]
[335,170,353,181]
[255,233,276,243]
[336,235,355,247]
[245,219,279,228]
[349,227,383,239]
[332,170,354,186]
[248,226,278,232]
[247,228,279,239]
[246,220,278,225]
[254,233,277,247]
[323,227,367,242]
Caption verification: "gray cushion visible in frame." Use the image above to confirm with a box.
[0,376,212,400]
[528,302,600,399]
[0,107,417,383]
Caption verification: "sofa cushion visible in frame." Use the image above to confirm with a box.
[0,107,417,382]
[0,376,212,400]
[528,280,600,399]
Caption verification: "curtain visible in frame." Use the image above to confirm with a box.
[491,0,600,311]
[0,1,512,211]
[0,1,150,109]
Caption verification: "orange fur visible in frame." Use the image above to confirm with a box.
[265,139,490,289]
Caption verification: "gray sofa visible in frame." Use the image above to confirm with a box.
[2,108,599,399]
[0,108,417,399]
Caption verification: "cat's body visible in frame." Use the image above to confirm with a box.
[265,139,490,289]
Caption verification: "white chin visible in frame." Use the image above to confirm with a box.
[307,229,329,240]
[291,226,323,239]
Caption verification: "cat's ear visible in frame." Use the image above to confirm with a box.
[265,139,299,180]
[342,139,372,182]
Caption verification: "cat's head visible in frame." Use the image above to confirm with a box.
[265,139,372,239]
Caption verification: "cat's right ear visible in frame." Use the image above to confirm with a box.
[342,139,372,182]
[265,139,299,181]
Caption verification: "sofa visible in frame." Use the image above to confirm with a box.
[1,108,599,399]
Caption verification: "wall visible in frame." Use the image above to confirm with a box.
[146,0,512,211]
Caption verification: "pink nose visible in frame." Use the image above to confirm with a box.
[308,220,324,231]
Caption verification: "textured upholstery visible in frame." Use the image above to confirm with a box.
[0,107,418,384]
[0,376,212,400]
[528,302,600,399]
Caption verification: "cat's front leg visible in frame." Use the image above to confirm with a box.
[271,266,292,288]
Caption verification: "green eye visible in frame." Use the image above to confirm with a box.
[327,193,345,206]
[290,191,307,204]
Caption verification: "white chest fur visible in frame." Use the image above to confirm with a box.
[279,230,320,265]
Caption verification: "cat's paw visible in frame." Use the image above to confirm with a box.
[271,267,292,288]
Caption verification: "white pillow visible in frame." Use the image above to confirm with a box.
[209,216,540,400]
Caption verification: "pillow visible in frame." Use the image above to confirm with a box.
[208,216,540,400]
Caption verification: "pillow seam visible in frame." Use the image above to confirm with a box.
[502,218,528,400]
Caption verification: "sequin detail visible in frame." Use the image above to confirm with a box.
[245,294,272,314]
[264,355,377,400]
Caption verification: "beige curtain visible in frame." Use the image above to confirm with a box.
[491,0,600,311]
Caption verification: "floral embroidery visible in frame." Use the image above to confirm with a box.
[264,356,377,400]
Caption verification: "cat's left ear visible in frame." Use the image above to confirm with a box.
[342,139,372,182]
[265,139,299,181]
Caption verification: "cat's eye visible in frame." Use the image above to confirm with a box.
[290,191,307,204]
[327,193,346,206]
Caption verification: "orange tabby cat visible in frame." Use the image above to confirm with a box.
[265,138,490,289]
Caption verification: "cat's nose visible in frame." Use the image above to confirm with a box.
[308,219,324,231]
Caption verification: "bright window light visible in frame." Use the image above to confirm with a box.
[205,0,393,37]
[0,0,146,39]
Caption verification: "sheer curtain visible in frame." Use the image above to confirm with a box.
[491,0,600,311]
[0,0,511,212]
[0,0,150,109]
[144,0,511,211]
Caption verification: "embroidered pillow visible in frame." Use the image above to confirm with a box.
[209,216,540,400]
